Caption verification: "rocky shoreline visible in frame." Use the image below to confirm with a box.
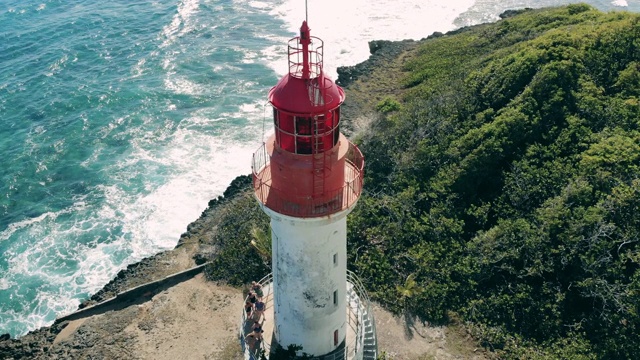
[78,174,253,308]
[0,174,252,359]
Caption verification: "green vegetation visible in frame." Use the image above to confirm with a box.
[375,97,402,113]
[349,4,640,359]
[203,175,270,286]
[205,5,640,358]
[265,344,312,360]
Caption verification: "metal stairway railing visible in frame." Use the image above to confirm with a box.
[241,272,377,360]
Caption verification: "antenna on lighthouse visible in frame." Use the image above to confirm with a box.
[305,0,308,23]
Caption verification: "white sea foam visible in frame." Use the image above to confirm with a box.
[160,0,201,48]
[249,1,270,9]
[46,53,68,77]
[241,49,259,64]
[0,278,15,291]
[0,200,102,334]
[0,204,82,242]
[260,43,290,77]
[212,63,243,73]
[269,0,476,79]
[131,58,147,78]
[164,76,206,95]
[0,174,193,332]
[612,0,628,6]
[97,99,264,253]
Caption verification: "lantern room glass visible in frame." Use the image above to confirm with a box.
[273,108,340,154]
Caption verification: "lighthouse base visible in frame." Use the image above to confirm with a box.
[240,272,377,360]
[269,337,346,359]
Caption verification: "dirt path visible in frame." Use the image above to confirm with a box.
[46,274,487,360]
[374,303,489,360]
[124,274,242,360]
[47,274,243,360]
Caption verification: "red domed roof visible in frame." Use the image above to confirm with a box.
[267,21,344,115]
[269,74,344,114]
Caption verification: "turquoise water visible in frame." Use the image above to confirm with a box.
[0,0,637,338]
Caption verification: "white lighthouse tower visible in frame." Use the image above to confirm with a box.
[246,19,378,360]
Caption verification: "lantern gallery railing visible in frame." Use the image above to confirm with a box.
[252,141,365,218]
[288,35,324,80]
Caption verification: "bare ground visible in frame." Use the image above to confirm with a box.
[46,274,488,360]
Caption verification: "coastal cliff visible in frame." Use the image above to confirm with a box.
[3,4,640,359]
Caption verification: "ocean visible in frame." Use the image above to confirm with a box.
[0,0,637,338]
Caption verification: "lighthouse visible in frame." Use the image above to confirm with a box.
[246,19,378,360]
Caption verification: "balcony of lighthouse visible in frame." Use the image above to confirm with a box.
[251,139,364,218]
[240,271,378,360]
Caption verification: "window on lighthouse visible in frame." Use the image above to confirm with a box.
[294,116,312,154]
[332,108,341,146]
[274,109,293,152]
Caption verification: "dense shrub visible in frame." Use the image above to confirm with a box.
[203,183,271,286]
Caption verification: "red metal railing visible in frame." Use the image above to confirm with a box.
[288,35,324,79]
[252,142,364,218]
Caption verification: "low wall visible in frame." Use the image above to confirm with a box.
[55,262,211,323]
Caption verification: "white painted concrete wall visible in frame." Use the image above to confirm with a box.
[263,206,352,357]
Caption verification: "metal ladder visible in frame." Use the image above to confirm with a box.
[310,76,331,201]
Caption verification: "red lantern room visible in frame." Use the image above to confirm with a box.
[252,21,364,218]
[270,21,344,155]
